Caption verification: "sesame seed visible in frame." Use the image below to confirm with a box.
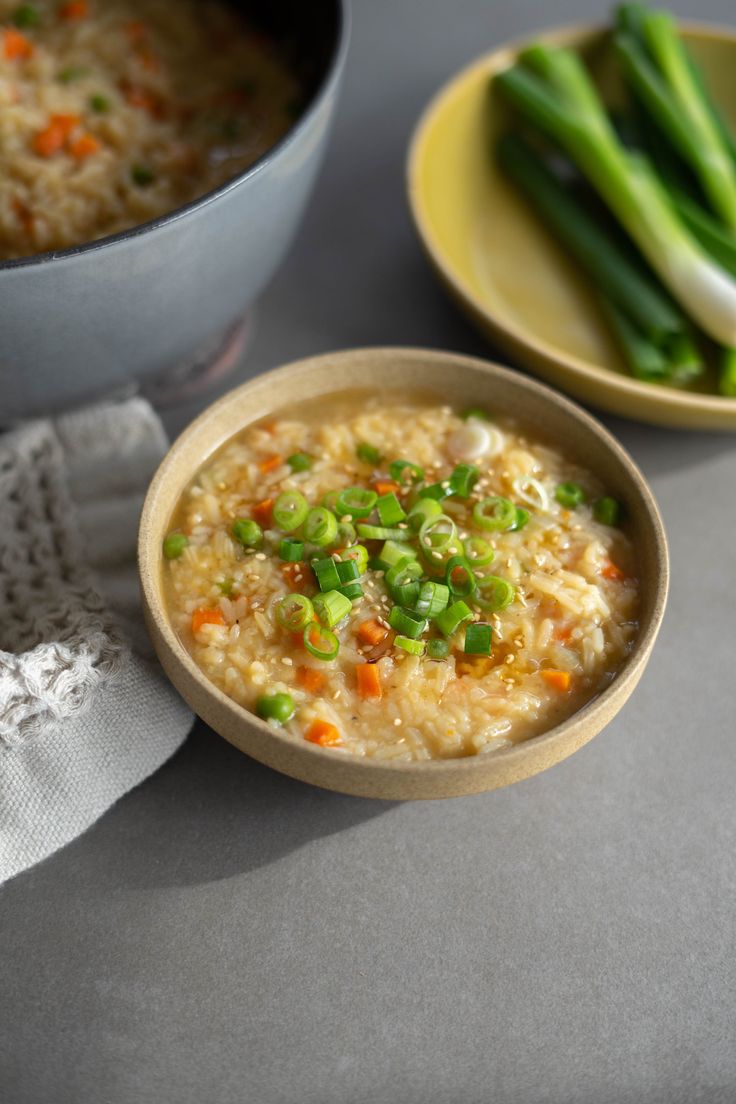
[255,553,266,562]
[281,657,293,666]
[393,718,402,726]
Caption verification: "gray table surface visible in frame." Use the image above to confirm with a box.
[3,2,736,1102]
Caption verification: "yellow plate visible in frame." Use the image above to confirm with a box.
[407,22,736,430]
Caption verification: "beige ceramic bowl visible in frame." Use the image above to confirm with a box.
[408,22,736,431]
[138,348,669,800]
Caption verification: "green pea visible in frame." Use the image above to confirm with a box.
[256,692,295,725]
[232,518,263,549]
[163,533,188,559]
[90,94,111,113]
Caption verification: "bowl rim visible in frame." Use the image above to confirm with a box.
[138,346,669,788]
[406,19,736,424]
[0,0,349,275]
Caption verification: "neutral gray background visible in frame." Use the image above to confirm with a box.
[2,2,736,1102]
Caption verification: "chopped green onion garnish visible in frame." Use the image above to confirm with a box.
[276,594,314,631]
[464,536,495,566]
[474,575,515,613]
[279,537,304,562]
[389,459,424,485]
[131,164,156,187]
[357,524,412,541]
[376,492,406,527]
[386,560,422,606]
[335,487,377,519]
[356,442,381,465]
[304,507,338,547]
[419,514,458,556]
[593,496,621,526]
[419,481,452,502]
[427,638,450,660]
[232,518,263,548]
[304,623,339,661]
[445,555,477,599]
[313,589,352,628]
[322,490,340,512]
[380,540,417,568]
[464,622,492,656]
[449,463,479,497]
[339,544,369,574]
[555,482,586,508]
[256,692,295,725]
[217,578,234,596]
[415,581,450,618]
[336,559,360,583]
[472,496,516,532]
[512,507,530,531]
[273,490,309,532]
[313,557,341,591]
[394,636,426,656]
[337,582,364,602]
[58,66,90,83]
[388,606,427,640]
[287,452,313,472]
[435,600,473,638]
[407,496,443,531]
[12,5,40,28]
[162,533,188,559]
[336,519,356,546]
[90,94,111,113]
[460,407,488,421]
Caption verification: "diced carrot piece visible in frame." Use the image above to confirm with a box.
[33,123,65,158]
[138,47,159,73]
[260,420,277,434]
[356,663,382,700]
[69,133,100,159]
[305,720,341,747]
[60,1,89,19]
[554,625,573,643]
[12,198,33,236]
[373,480,401,497]
[541,669,571,692]
[251,498,273,526]
[125,20,147,43]
[296,666,326,694]
[281,562,305,592]
[191,607,226,633]
[259,454,283,475]
[121,84,163,116]
[53,113,81,137]
[601,561,625,582]
[357,619,388,647]
[3,29,34,60]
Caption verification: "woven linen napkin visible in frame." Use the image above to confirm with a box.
[0,398,192,884]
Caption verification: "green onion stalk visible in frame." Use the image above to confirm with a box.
[495,43,736,346]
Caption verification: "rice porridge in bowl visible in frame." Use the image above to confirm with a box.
[162,393,640,761]
[0,0,299,258]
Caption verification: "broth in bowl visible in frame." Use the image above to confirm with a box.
[0,0,300,258]
[162,393,640,761]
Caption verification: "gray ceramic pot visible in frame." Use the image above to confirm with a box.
[0,1,348,423]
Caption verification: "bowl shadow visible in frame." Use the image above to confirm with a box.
[22,723,395,893]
